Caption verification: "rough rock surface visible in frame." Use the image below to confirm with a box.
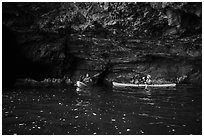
[2,2,202,87]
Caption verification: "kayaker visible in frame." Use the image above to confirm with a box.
[133,74,140,84]
[82,73,92,83]
[145,75,151,84]
[143,74,151,89]
[130,77,135,84]
[131,73,144,84]
[131,74,151,84]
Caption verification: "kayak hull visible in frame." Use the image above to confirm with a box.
[76,81,176,89]
[76,81,88,88]
[112,82,176,88]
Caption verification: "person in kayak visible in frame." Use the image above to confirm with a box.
[84,73,92,83]
[131,74,151,84]
[145,75,151,84]
[80,73,92,84]
[131,74,140,84]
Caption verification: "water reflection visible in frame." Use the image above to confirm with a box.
[2,85,201,135]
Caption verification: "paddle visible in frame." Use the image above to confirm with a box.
[92,63,113,86]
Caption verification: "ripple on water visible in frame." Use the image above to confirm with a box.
[111,118,116,122]
[75,116,79,119]
[127,128,130,132]
[2,85,202,135]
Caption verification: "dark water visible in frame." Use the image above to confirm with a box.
[2,85,201,135]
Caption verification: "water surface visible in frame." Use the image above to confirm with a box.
[2,85,201,135]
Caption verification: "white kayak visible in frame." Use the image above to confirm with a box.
[76,81,88,88]
[112,82,176,88]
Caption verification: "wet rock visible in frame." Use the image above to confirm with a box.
[15,77,73,87]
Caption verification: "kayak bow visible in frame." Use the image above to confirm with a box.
[76,81,88,88]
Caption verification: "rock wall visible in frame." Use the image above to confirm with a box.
[2,2,202,87]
